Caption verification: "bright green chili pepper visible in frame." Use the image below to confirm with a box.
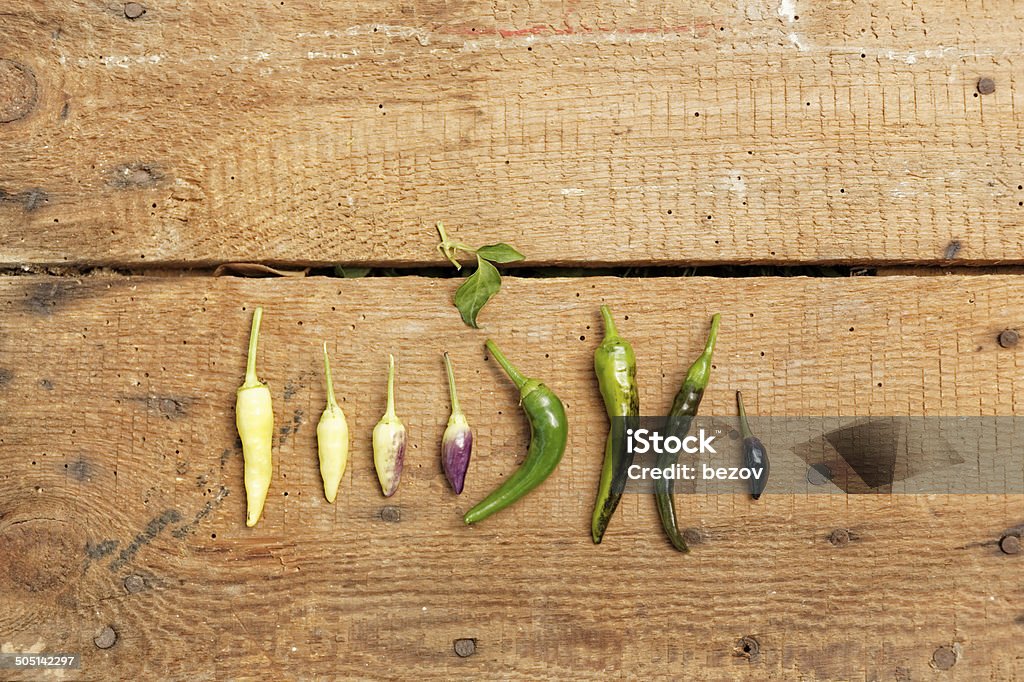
[591,305,639,544]
[657,313,721,552]
[464,340,568,525]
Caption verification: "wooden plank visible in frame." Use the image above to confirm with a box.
[2,1,1024,267]
[1,274,1022,680]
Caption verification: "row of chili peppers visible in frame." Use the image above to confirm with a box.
[235,306,767,551]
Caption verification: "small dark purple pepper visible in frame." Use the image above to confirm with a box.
[441,352,473,494]
[737,391,769,500]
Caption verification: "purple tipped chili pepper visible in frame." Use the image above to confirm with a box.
[737,391,769,500]
[441,352,473,494]
[373,354,406,497]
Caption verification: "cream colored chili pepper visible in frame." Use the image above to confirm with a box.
[372,354,406,497]
[317,342,350,503]
[236,307,274,527]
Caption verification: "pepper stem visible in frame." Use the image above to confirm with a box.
[243,307,263,387]
[736,391,753,439]
[384,354,396,418]
[703,313,721,356]
[323,342,338,408]
[443,352,462,416]
[484,340,527,390]
[600,305,618,338]
[683,313,722,389]
[436,222,476,270]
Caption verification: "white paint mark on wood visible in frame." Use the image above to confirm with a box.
[890,181,916,198]
[93,54,165,68]
[306,50,359,60]
[632,185,675,192]
[721,173,747,196]
[778,0,798,23]
[883,49,919,64]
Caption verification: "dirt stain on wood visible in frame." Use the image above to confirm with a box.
[108,509,182,571]
[67,457,91,482]
[123,394,194,419]
[278,409,304,445]
[283,380,300,400]
[0,187,49,212]
[172,486,229,538]
[85,539,119,559]
[24,280,84,316]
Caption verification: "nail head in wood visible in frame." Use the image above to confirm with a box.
[94,625,118,649]
[124,574,146,593]
[977,77,996,95]
[124,2,146,19]
[998,329,1019,349]
[828,528,850,547]
[999,534,1021,555]
[932,645,957,670]
[453,638,476,657]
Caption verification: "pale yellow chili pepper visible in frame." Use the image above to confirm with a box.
[317,342,350,503]
[236,307,274,527]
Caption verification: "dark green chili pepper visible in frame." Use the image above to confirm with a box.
[464,340,568,525]
[591,305,639,544]
[657,313,721,552]
[737,391,769,500]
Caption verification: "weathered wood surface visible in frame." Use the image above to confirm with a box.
[2,1,1024,266]
[1,274,1021,680]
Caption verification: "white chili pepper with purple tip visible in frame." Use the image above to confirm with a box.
[441,352,473,494]
[373,354,406,497]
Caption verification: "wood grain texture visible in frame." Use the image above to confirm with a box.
[1,274,1022,680]
[2,1,1024,266]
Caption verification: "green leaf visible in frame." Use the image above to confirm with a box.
[475,243,525,264]
[334,266,372,278]
[454,256,501,328]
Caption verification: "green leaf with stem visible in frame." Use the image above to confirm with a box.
[436,222,525,328]
[475,243,525,263]
[454,256,501,328]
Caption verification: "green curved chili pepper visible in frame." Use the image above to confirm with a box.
[657,313,721,552]
[591,305,639,544]
[464,340,568,525]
